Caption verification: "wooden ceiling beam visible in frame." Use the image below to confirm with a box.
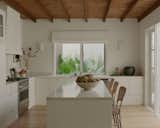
[103,0,112,22]
[120,0,138,22]
[83,0,88,22]
[36,0,53,22]
[4,0,36,22]
[138,0,160,22]
[60,0,70,22]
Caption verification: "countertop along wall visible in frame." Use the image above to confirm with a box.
[22,19,140,75]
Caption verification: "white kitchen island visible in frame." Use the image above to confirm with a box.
[47,81,112,128]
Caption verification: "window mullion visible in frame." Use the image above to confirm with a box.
[80,43,84,75]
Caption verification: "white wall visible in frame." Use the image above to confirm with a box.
[22,19,140,75]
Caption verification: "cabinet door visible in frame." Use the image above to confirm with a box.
[29,78,36,108]
[0,86,13,127]
[5,84,18,127]
[113,77,144,105]
[0,9,5,41]
[6,7,22,54]
[35,79,51,105]
[0,43,6,86]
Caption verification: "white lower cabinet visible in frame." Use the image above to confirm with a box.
[29,77,51,107]
[29,77,77,106]
[0,83,18,128]
[29,76,144,107]
[29,78,36,108]
[111,76,144,105]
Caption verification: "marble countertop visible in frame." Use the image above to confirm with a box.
[48,80,112,98]
[28,72,144,78]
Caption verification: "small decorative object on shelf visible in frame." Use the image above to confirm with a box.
[111,67,122,76]
[123,66,135,76]
[76,74,99,91]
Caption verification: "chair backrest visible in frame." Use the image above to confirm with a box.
[111,81,119,98]
[108,78,114,92]
[116,86,126,108]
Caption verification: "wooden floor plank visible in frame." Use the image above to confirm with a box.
[8,105,160,128]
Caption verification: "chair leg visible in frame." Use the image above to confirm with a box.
[117,113,122,128]
[112,110,123,128]
[112,113,116,124]
[113,113,120,128]
[112,113,118,128]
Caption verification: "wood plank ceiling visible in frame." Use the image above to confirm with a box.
[3,0,160,22]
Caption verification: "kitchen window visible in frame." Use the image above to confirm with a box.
[55,42,105,75]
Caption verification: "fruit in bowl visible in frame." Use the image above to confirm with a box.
[76,74,99,90]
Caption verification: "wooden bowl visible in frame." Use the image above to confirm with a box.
[76,81,99,91]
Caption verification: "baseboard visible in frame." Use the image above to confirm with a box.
[145,105,160,119]
[145,106,154,112]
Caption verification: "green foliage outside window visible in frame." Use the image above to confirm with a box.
[83,56,104,73]
[57,55,104,75]
[57,55,80,74]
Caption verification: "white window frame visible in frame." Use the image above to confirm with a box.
[54,41,106,76]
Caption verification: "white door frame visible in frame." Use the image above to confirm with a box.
[154,23,160,117]
[145,23,160,117]
[144,26,155,109]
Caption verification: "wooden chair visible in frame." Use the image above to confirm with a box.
[111,81,119,103]
[112,86,126,128]
[108,78,114,93]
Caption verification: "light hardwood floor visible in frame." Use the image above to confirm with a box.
[8,106,160,128]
